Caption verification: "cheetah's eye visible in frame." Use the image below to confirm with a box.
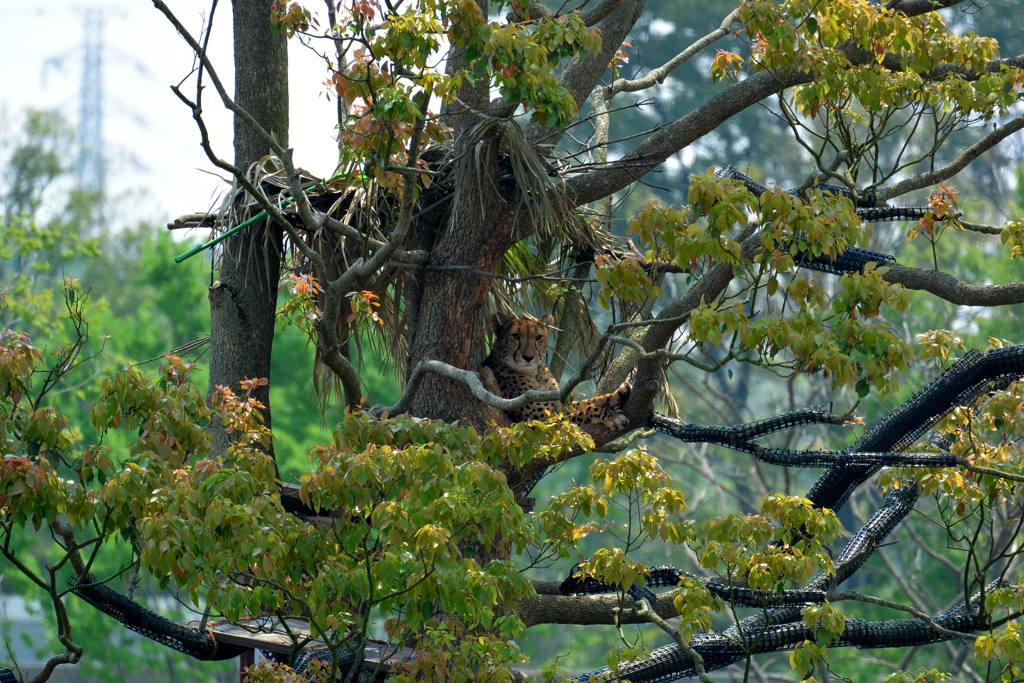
[511,333,520,340]
[536,335,542,342]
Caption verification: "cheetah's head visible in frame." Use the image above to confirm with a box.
[491,314,554,372]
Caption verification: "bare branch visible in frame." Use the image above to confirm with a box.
[606,8,742,96]
[374,359,562,418]
[958,221,1005,236]
[568,43,1024,207]
[152,0,287,161]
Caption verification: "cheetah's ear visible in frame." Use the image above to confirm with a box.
[540,314,555,327]
[492,312,513,334]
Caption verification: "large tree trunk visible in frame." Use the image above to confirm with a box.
[207,0,289,456]
[407,135,516,429]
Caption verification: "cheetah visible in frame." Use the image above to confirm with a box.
[480,313,631,429]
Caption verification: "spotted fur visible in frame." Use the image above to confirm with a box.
[480,314,631,429]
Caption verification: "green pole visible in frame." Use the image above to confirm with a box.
[174,196,295,264]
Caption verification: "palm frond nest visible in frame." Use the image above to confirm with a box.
[169,122,638,409]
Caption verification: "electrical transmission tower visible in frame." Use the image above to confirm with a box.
[77,8,106,198]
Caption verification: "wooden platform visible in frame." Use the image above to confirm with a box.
[213,617,322,654]
[213,617,414,667]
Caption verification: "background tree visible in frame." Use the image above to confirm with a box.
[4,0,1024,680]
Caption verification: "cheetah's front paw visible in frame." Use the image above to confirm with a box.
[603,410,630,430]
[599,382,631,429]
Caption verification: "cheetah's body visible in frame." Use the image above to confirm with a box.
[480,314,630,429]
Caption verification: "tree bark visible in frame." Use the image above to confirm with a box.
[517,591,680,628]
[406,135,514,429]
[207,0,289,456]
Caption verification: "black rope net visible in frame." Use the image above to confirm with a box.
[565,487,989,683]
[68,572,383,678]
[289,645,375,681]
[572,586,991,683]
[808,345,1024,511]
[561,564,827,608]
[713,165,932,277]
[713,165,930,217]
[68,573,247,662]
[648,412,958,469]
[564,346,1024,682]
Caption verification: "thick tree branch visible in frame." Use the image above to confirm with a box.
[527,0,646,144]
[883,263,1024,306]
[568,43,1024,206]
[516,590,679,627]
[565,69,804,205]
[887,0,966,14]
[374,359,563,418]
[578,0,624,26]
[27,647,82,683]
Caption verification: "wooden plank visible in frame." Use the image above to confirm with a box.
[363,641,415,667]
[212,618,414,670]
[212,617,323,654]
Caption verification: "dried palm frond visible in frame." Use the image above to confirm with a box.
[449,118,603,249]
[302,143,457,411]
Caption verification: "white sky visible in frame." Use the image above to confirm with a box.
[1,1,341,230]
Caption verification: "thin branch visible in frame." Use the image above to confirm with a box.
[635,600,716,683]
[605,8,742,97]
[958,221,1004,236]
[877,112,1024,201]
[831,590,980,641]
[959,458,1024,484]
[373,359,562,417]
[596,428,657,453]
[152,0,288,162]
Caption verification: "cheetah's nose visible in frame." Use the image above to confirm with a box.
[522,355,534,363]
